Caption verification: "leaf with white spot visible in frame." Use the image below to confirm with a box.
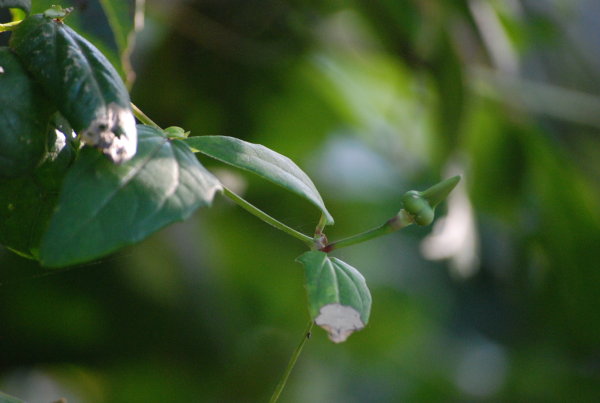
[39,125,222,267]
[183,135,334,225]
[296,251,371,343]
[10,13,136,163]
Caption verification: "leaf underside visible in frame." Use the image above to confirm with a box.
[183,135,334,225]
[297,251,371,343]
[40,125,222,267]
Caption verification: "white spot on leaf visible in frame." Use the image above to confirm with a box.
[0,66,4,74]
[80,103,137,163]
[315,304,365,343]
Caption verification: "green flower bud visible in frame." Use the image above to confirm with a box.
[401,190,435,226]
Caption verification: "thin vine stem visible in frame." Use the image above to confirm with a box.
[131,102,161,129]
[269,320,314,403]
[221,187,315,248]
[321,209,414,252]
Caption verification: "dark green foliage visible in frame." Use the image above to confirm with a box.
[40,125,221,267]
[10,13,136,162]
[0,47,52,178]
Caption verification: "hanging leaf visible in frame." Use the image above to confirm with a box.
[0,47,53,178]
[9,12,136,163]
[296,251,371,343]
[183,135,334,225]
[39,125,222,267]
[0,0,31,14]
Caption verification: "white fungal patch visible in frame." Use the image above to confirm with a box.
[0,66,4,74]
[315,304,365,343]
[80,103,137,163]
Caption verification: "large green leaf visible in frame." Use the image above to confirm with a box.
[0,0,30,13]
[296,251,371,343]
[10,13,136,163]
[183,136,334,225]
[39,125,222,267]
[0,47,53,178]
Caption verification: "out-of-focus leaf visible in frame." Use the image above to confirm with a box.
[183,135,334,225]
[0,390,24,403]
[0,0,30,14]
[39,125,222,267]
[10,13,136,163]
[0,47,53,178]
[98,0,134,59]
[296,251,371,343]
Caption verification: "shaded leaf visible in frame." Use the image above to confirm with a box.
[29,1,127,77]
[0,175,59,259]
[40,125,222,267]
[297,251,371,343]
[10,13,136,163]
[0,47,53,178]
[183,135,334,225]
[98,0,135,59]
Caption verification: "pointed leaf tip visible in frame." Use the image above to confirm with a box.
[421,175,461,208]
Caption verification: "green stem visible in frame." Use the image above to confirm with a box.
[269,320,314,403]
[221,187,314,248]
[131,102,161,129]
[0,20,22,32]
[322,209,414,252]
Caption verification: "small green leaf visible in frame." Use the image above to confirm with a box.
[10,13,136,163]
[0,0,31,14]
[43,5,73,19]
[297,251,371,343]
[0,47,53,178]
[183,136,334,225]
[39,125,222,267]
[164,126,189,139]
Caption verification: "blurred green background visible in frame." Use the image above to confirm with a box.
[2,0,600,401]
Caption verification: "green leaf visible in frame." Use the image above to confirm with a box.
[0,47,53,178]
[39,125,222,267]
[0,0,31,14]
[183,136,334,225]
[9,13,136,163]
[296,251,371,343]
[0,175,59,259]
[0,128,75,259]
[29,1,134,79]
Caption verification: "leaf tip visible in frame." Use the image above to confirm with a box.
[315,303,365,343]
